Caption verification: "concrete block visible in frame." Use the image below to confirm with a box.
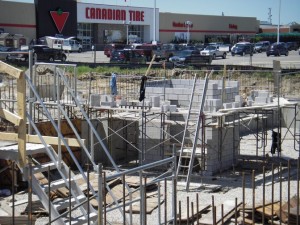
[90,94,101,107]
[257,91,269,98]
[235,95,243,103]
[223,103,232,109]
[101,95,108,102]
[151,96,160,107]
[232,102,240,108]
[255,97,267,104]
[169,105,177,112]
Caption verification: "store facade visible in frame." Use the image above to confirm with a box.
[159,13,260,44]
[77,3,159,49]
[0,0,260,49]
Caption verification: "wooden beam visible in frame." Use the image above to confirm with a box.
[17,71,26,168]
[0,61,23,79]
[0,108,22,125]
[0,132,86,147]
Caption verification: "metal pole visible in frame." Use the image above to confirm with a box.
[87,164,90,225]
[98,164,103,225]
[28,161,33,225]
[277,0,281,43]
[12,162,15,225]
[69,167,72,225]
[172,144,177,225]
[252,170,255,224]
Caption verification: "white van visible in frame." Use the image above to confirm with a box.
[63,38,83,53]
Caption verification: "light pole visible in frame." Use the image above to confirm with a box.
[185,21,193,44]
[277,0,281,43]
[123,21,131,45]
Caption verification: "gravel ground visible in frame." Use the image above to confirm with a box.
[0,127,299,224]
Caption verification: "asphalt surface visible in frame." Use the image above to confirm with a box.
[66,50,300,68]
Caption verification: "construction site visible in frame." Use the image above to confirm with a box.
[0,58,300,225]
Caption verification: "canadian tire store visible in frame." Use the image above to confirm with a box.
[0,0,259,49]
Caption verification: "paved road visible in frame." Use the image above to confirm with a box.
[66,50,300,68]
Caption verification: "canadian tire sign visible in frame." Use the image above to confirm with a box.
[50,8,69,33]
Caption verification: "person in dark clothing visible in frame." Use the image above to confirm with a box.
[271,130,281,154]
[139,75,147,102]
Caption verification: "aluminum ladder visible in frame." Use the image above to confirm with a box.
[176,71,212,190]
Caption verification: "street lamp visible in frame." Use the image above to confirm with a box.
[277,0,281,43]
[185,21,193,44]
[123,21,131,45]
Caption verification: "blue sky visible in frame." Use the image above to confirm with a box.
[7,0,300,25]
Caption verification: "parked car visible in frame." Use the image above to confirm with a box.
[231,42,253,56]
[200,45,226,59]
[0,45,16,60]
[254,41,270,53]
[31,45,67,62]
[266,43,289,57]
[169,49,200,64]
[104,43,126,57]
[285,42,298,51]
[109,49,146,63]
[161,44,185,61]
[6,49,29,62]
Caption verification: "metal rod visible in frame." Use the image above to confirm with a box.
[242,172,245,225]
[87,164,90,225]
[123,174,126,225]
[104,172,107,225]
[196,193,199,225]
[235,197,238,225]
[144,177,147,225]
[164,178,167,225]
[158,181,161,225]
[279,163,282,225]
[272,163,274,225]
[262,166,265,224]
[288,160,290,225]
[69,167,72,225]
[12,162,15,225]
[98,164,103,225]
[187,196,190,225]
[28,161,33,225]
[252,170,255,224]
[48,166,51,225]
[297,157,299,225]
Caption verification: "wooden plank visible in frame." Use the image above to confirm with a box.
[0,61,23,79]
[0,108,22,125]
[17,71,26,168]
[0,215,36,225]
[256,202,280,218]
[0,132,86,147]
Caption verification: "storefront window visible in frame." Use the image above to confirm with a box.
[128,25,144,43]
[77,23,92,50]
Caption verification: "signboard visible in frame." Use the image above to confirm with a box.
[77,3,154,25]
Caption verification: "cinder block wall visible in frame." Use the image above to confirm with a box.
[81,118,139,165]
[205,125,239,175]
[138,113,171,165]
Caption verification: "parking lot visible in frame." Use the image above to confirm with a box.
[66,49,300,68]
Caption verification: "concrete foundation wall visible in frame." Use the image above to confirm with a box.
[81,118,139,165]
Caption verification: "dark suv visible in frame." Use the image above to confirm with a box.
[109,49,146,63]
[231,43,253,56]
[266,43,289,57]
[286,42,298,51]
[104,43,126,57]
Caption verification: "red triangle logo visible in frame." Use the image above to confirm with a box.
[50,9,69,33]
